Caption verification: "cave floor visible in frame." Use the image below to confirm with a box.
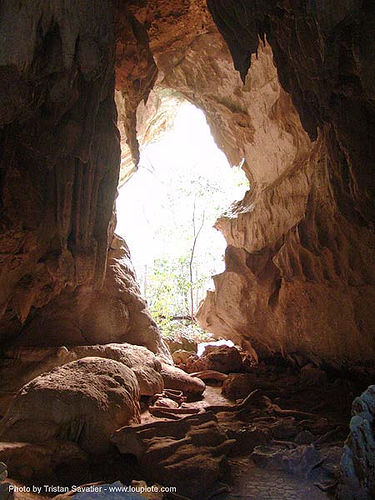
[3,358,373,500]
[137,356,372,500]
[224,457,330,499]
[140,383,339,499]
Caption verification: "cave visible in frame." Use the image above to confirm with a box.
[116,95,248,346]
[0,1,374,499]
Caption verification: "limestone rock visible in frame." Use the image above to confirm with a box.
[194,345,243,374]
[194,1,375,366]
[164,335,197,354]
[0,0,169,366]
[338,385,375,499]
[71,343,164,396]
[112,412,235,500]
[151,397,179,410]
[0,0,373,373]
[160,363,205,397]
[14,237,171,362]
[0,342,164,415]
[0,0,120,345]
[0,358,141,454]
[172,349,196,366]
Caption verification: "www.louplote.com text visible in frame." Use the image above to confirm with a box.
[7,484,178,495]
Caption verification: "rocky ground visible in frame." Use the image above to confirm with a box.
[0,343,374,499]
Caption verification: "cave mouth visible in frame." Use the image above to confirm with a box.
[116,97,248,347]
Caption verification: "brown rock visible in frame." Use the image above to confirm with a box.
[164,336,197,354]
[0,358,141,454]
[71,343,164,396]
[226,426,269,456]
[0,343,164,415]
[195,2,375,366]
[14,238,171,362]
[160,363,205,397]
[192,345,243,374]
[112,412,235,499]
[0,0,121,347]
[222,373,257,401]
[0,441,89,485]
[151,397,179,410]
[172,349,197,366]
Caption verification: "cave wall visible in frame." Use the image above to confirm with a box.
[0,0,168,358]
[125,0,375,365]
[0,0,374,367]
[0,0,118,342]
[197,0,375,365]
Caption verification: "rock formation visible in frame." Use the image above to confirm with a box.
[195,0,375,365]
[113,0,375,366]
[0,357,141,454]
[0,0,374,496]
[338,385,375,499]
[13,236,170,360]
[0,0,373,366]
[0,342,164,414]
[0,0,120,345]
[112,411,235,499]
[0,1,169,362]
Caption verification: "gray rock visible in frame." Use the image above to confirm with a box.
[337,385,375,499]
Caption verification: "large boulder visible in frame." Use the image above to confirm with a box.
[0,343,163,414]
[0,357,140,454]
[338,385,375,499]
[71,344,164,396]
[190,345,243,374]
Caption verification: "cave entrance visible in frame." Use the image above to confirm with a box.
[115,96,248,348]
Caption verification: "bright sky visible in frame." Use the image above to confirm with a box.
[116,101,248,286]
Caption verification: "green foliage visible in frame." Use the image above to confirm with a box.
[157,318,214,343]
[147,256,190,320]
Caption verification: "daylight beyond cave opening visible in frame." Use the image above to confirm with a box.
[116,100,248,341]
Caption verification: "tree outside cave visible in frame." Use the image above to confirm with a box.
[116,101,248,341]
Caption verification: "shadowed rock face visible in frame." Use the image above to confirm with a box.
[0,1,374,367]
[338,385,375,499]
[0,1,169,358]
[0,0,120,344]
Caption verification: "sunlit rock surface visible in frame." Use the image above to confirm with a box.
[118,0,375,365]
[0,1,171,362]
[196,0,375,365]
